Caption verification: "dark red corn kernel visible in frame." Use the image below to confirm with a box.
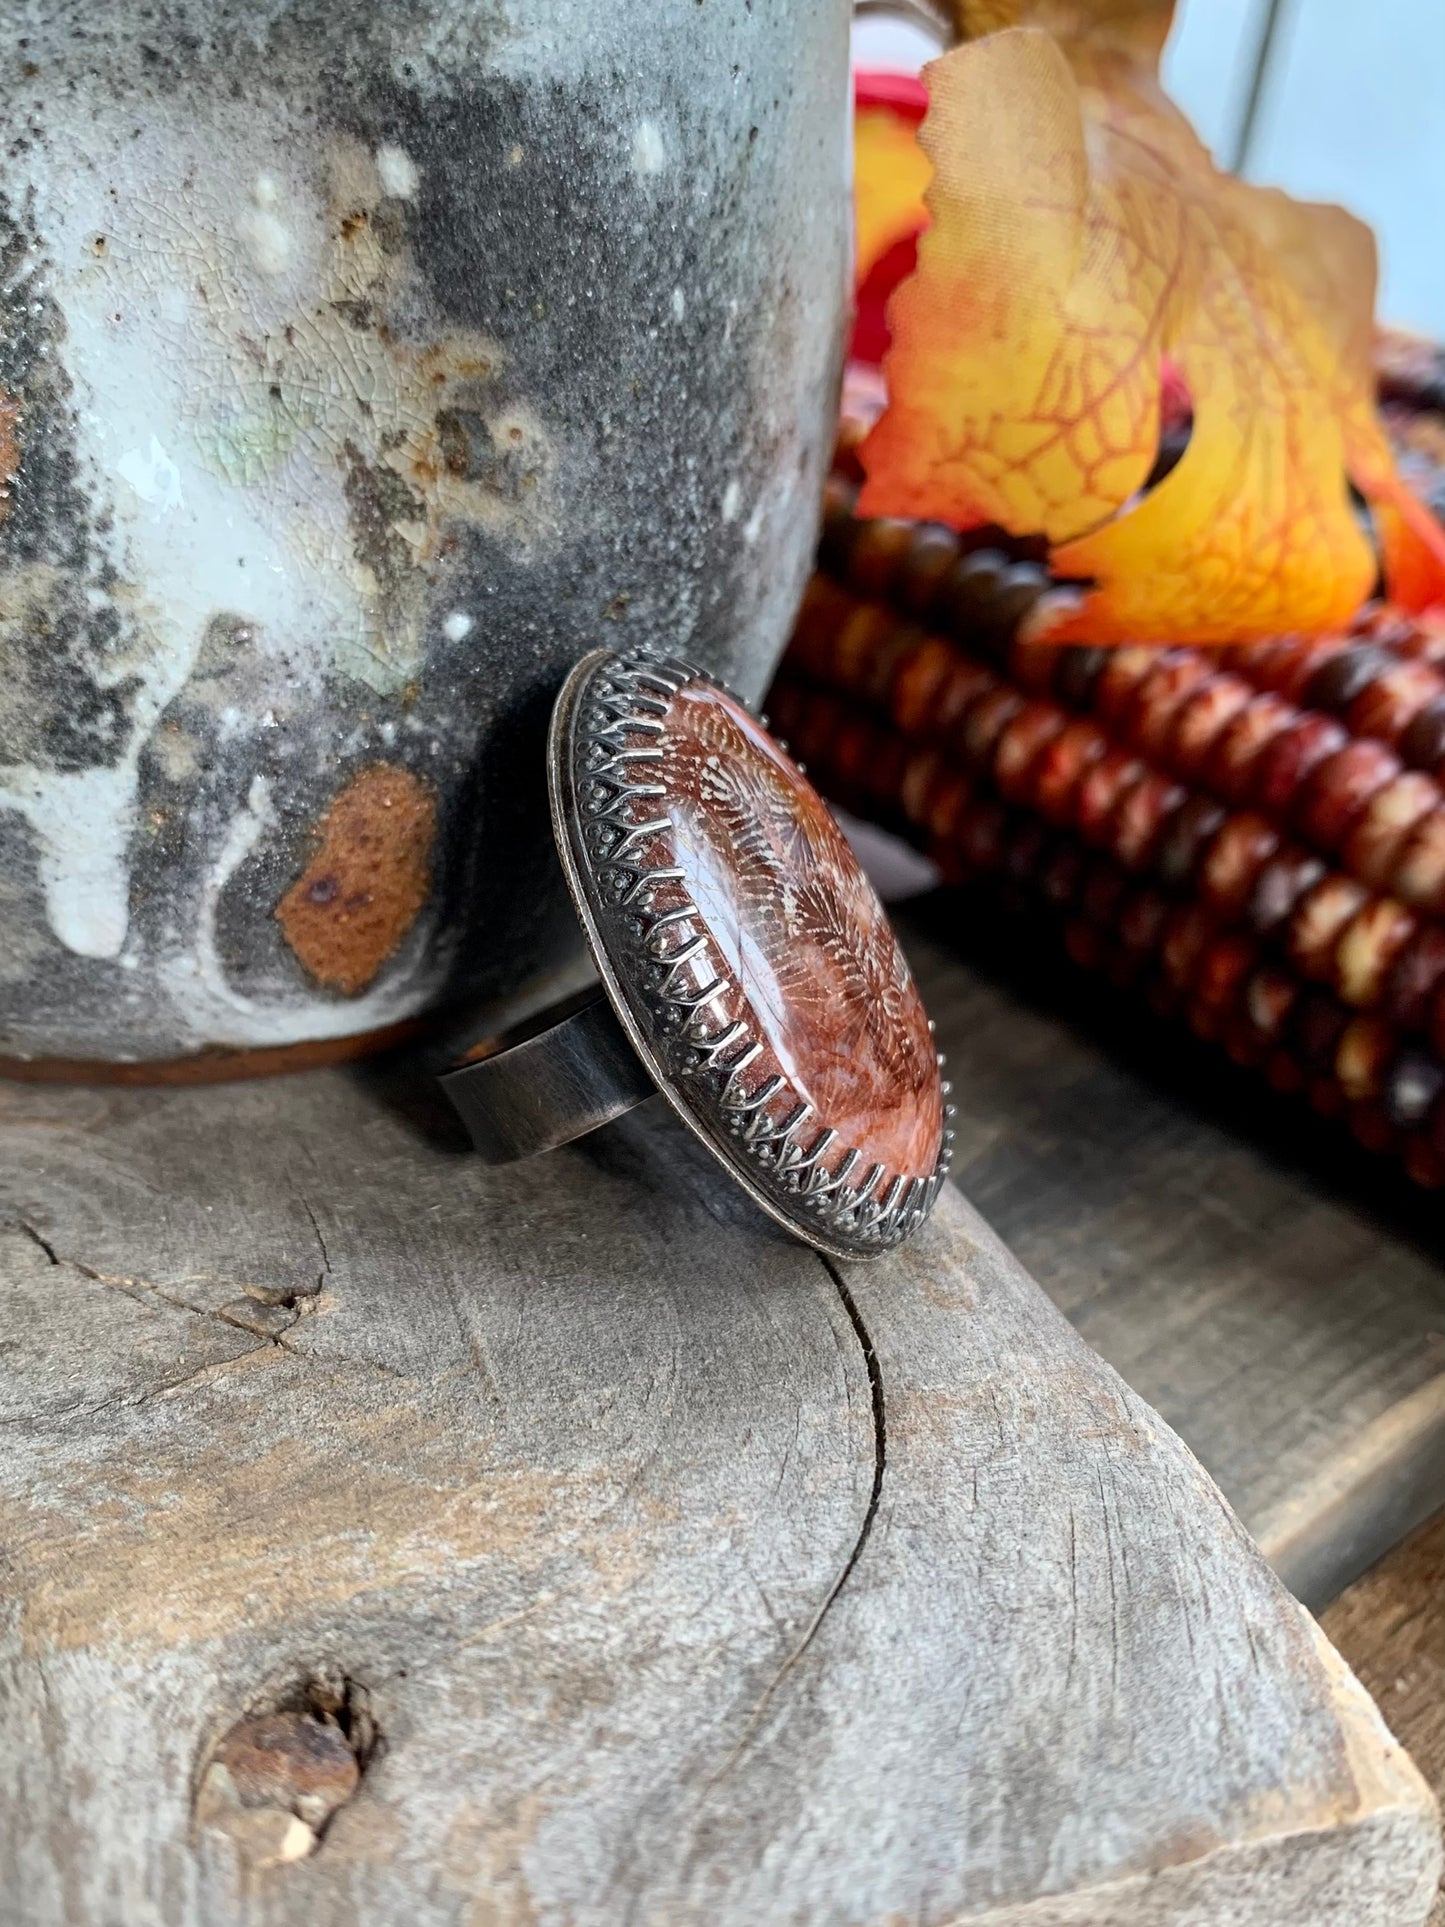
[899,746,948,826]
[1288,874,1369,980]
[990,561,1051,639]
[895,525,964,618]
[926,653,997,737]
[1267,637,1350,703]
[1199,813,1280,919]
[993,702,1068,803]
[1294,993,1351,1075]
[832,616,915,709]
[957,798,1010,873]
[837,711,898,798]
[1385,1047,1445,1128]
[1008,641,1069,697]
[836,609,923,696]
[1110,772,1185,871]
[1042,841,1088,909]
[1248,848,1327,938]
[1382,924,1445,1030]
[1244,967,1299,1041]
[787,577,853,676]
[1053,646,1109,711]
[1128,653,1216,761]
[830,710,888,796]
[1333,898,1418,1008]
[959,685,1025,771]
[1094,646,1165,729]
[1293,740,1404,851]
[1195,933,1256,1013]
[1335,1015,1394,1101]
[919,765,974,843]
[1248,713,1348,817]
[1346,659,1443,747]
[1340,771,1440,889]
[1166,676,1253,781]
[892,637,968,735]
[1374,611,1445,660]
[1154,795,1228,889]
[1032,718,1107,826]
[1301,643,1393,716]
[845,517,917,602]
[1119,886,1171,954]
[1399,696,1445,772]
[1224,635,1309,694]
[938,550,1012,640]
[1076,750,1146,844]
[816,480,862,575]
[1391,810,1445,915]
[1161,905,1215,993]
[1202,694,1295,805]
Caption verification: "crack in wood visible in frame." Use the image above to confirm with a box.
[701,1251,887,1793]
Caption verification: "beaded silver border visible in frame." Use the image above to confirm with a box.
[548,647,953,1260]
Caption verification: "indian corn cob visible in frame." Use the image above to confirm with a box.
[771,476,1445,1188]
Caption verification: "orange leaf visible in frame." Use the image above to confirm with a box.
[854,104,932,289]
[858,2,1445,644]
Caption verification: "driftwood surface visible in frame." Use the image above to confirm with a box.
[901,902,1445,1611]
[0,1065,1439,1926]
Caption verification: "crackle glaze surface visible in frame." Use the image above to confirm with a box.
[0,0,849,1063]
[663,685,944,1179]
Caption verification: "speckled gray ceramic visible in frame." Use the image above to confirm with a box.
[0,0,850,1067]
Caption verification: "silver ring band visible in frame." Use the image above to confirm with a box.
[440,986,655,1163]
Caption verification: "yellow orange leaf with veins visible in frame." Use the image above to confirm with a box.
[854,105,932,287]
[858,1,1445,644]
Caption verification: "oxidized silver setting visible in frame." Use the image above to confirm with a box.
[547,648,952,1260]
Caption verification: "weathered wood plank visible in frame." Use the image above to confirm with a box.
[0,1069,1437,1924]
[1322,1511,1445,1872]
[902,900,1445,1610]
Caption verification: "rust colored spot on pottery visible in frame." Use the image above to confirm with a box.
[662,685,943,1179]
[277,764,436,996]
[0,387,21,521]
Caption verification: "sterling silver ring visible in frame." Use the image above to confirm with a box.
[440,648,951,1259]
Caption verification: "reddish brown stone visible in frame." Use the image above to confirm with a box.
[659,684,943,1181]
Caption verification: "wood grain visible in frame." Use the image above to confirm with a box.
[1323,1510,1445,1927]
[0,1066,1437,1923]
[901,898,1445,1610]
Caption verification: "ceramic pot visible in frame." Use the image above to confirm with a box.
[0,0,850,1070]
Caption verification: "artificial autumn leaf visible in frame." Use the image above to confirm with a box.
[854,90,931,288]
[852,75,932,366]
[857,0,1445,645]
